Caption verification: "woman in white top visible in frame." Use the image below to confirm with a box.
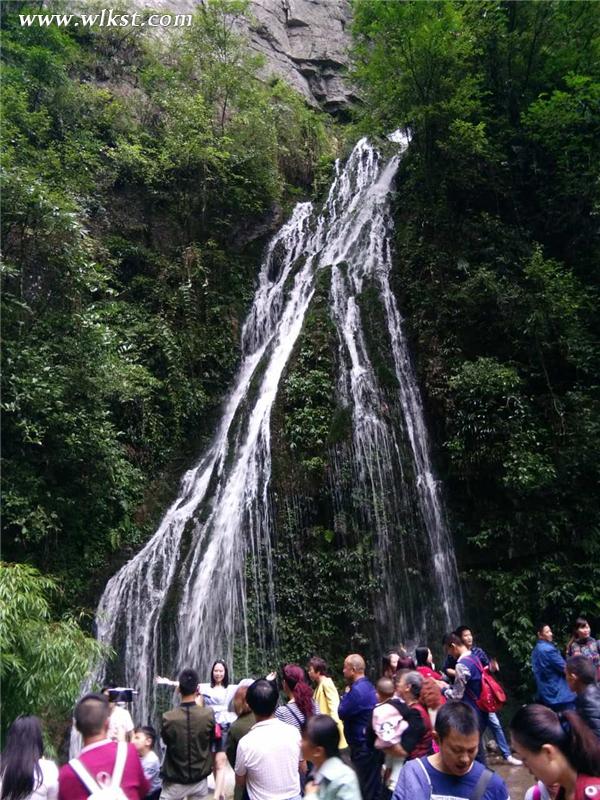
[0,716,58,800]
[199,660,238,800]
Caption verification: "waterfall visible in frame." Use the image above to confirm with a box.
[92,134,461,725]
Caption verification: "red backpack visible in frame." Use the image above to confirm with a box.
[464,656,506,713]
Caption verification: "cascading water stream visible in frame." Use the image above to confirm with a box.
[91,134,461,726]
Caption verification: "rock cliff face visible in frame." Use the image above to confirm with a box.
[132,0,355,114]
[243,0,355,114]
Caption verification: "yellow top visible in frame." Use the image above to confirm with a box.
[313,675,348,749]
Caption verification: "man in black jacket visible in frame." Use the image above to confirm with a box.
[161,667,218,800]
[566,655,600,739]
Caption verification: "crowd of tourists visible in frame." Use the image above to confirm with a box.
[1,618,599,800]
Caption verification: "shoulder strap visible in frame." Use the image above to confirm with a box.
[415,757,433,799]
[471,767,494,800]
[463,655,484,674]
[112,742,128,789]
[69,758,102,795]
[386,697,408,714]
[69,743,128,796]
[286,703,304,726]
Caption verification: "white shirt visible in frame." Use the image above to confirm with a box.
[199,683,238,725]
[0,758,60,800]
[107,704,134,741]
[235,718,301,800]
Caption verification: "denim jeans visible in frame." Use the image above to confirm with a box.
[487,712,511,759]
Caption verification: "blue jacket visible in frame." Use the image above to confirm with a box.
[338,676,377,749]
[531,640,577,706]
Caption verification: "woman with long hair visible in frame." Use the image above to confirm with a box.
[275,664,318,731]
[199,660,238,800]
[0,717,58,800]
[510,704,600,800]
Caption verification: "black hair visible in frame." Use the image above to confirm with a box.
[381,654,395,675]
[454,625,472,639]
[210,660,229,688]
[304,714,340,759]
[442,632,462,648]
[178,668,200,696]
[572,617,590,637]
[308,657,328,676]
[0,717,44,800]
[511,704,600,777]
[536,622,550,635]
[246,679,278,717]
[566,655,596,686]
[134,725,157,747]
[415,647,430,667]
[75,693,109,738]
[435,701,479,740]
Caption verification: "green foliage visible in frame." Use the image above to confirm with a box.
[352,0,600,679]
[278,268,343,484]
[272,536,379,670]
[1,0,334,613]
[0,562,106,741]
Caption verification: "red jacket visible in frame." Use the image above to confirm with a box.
[558,775,600,800]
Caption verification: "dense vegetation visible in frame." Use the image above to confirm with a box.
[0,0,332,732]
[352,0,600,680]
[2,0,599,738]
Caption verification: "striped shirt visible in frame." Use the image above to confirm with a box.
[275,700,319,730]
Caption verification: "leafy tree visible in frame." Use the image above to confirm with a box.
[352,0,600,678]
[0,562,106,742]
[1,0,333,615]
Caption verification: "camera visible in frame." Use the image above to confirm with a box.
[107,687,136,704]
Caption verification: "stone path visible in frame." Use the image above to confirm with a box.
[490,754,535,798]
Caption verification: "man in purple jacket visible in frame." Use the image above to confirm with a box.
[338,654,381,800]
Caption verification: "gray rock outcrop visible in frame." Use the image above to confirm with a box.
[131,0,355,114]
[244,0,355,114]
